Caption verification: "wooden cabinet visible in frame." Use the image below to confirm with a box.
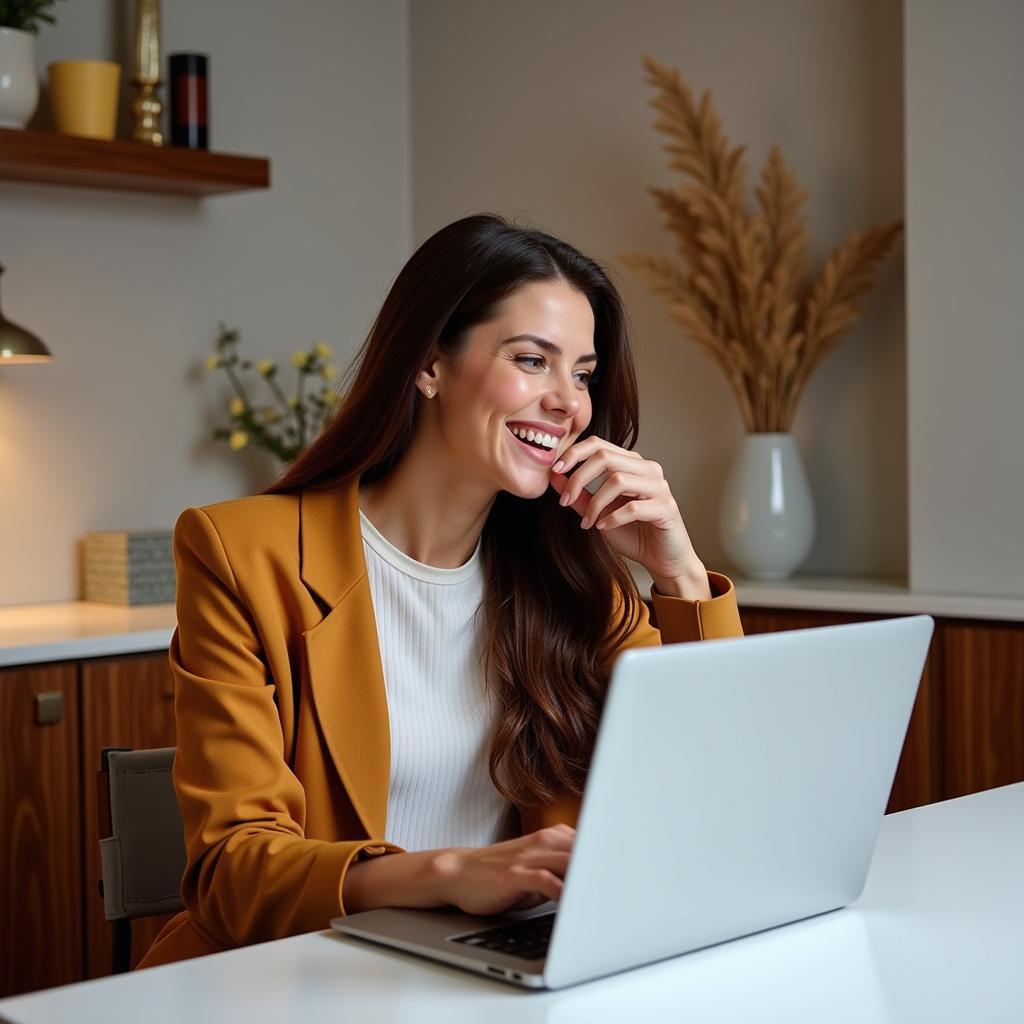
[81,654,177,977]
[941,620,1024,800]
[0,651,175,998]
[0,663,82,996]
[739,607,1024,813]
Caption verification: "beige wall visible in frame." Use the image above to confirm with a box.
[410,0,906,580]
[0,0,410,605]
[2,1,934,606]
[905,0,1024,598]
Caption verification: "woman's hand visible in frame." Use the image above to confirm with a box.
[548,436,711,600]
[433,824,574,916]
[343,825,575,916]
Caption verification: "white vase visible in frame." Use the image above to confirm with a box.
[718,432,815,582]
[0,27,39,129]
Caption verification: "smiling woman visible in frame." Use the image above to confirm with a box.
[398,277,599,494]
[137,214,742,969]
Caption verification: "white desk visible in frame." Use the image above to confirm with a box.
[2,783,1022,1024]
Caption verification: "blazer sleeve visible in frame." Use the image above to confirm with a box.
[606,570,744,662]
[169,506,400,949]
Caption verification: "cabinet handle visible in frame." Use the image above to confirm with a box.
[35,691,64,725]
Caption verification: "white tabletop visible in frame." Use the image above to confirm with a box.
[2,782,1022,1024]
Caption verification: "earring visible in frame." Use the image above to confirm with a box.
[424,385,433,397]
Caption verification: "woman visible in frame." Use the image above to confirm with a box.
[139,213,743,968]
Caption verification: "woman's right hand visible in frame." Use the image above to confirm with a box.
[342,824,575,916]
[433,824,575,916]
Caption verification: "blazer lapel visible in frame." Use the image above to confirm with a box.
[299,479,391,839]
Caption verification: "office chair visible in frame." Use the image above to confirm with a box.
[97,746,186,973]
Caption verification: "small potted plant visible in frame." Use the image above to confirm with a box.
[0,0,64,129]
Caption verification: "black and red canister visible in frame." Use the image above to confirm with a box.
[168,52,208,149]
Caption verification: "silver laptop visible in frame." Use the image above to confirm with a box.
[333,614,934,990]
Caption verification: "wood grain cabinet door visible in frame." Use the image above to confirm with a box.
[941,620,1024,800]
[81,652,177,978]
[0,662,82,997]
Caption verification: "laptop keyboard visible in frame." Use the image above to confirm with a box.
[451,912,556,961]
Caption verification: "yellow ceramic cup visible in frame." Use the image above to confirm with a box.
[48,60,121,140]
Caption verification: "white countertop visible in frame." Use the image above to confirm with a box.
[0,601,176,668]
[632,565,1024,622]
[1,569,1022,670]
[2,782,1021,1023]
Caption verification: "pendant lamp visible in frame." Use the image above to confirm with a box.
[0,264,53,363]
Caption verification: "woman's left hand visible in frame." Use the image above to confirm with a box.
[548,435,711,600]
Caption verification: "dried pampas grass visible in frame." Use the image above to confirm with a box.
[621,55,903,432]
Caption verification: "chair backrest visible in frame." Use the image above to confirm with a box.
[98,746,186,923]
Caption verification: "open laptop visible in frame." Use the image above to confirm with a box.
[333,614,934,990]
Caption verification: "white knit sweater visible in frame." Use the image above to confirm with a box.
[359,509,512,852]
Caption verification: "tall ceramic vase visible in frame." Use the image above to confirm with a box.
[0,27,39,129]
[718,433,815,581]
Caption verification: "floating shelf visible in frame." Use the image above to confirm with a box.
[0,127,270,196]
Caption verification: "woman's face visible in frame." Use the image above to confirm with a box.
[423,278,598,500]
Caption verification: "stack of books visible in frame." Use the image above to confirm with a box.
[83,530,175,604]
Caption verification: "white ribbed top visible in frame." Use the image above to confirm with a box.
[359,509,511,852]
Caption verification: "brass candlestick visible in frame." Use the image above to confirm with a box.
[129,0,164,145]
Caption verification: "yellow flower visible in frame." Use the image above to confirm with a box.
[263,407,282,423]
[314,341,333,359]
[287,395,300,409]
[228,430,249,451]
[321,364,337,382]
[206,355,221,370]
[256,359,275,376]
[229,397,246,417]
[291,351,310,369]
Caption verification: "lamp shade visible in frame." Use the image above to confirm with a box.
[0,264,52,364]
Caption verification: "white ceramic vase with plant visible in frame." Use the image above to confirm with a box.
[0,1,63,129]
[622,56,903,580]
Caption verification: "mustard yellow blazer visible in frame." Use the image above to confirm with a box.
[138,478,744,968]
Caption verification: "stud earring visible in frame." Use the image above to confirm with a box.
[424,385,433,397]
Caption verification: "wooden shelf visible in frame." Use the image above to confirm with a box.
[0,127,270,196]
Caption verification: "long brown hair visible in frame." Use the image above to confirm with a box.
[266,214,644,809]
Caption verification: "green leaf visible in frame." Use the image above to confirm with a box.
[0,0,64,33]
